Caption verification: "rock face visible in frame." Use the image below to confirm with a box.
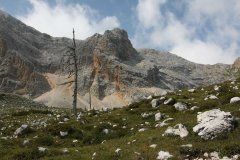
[193,109,235,140]
[0,10,239,109]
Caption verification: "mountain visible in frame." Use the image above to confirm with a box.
[0,10,239,109]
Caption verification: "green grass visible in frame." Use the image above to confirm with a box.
[0,79,240,159]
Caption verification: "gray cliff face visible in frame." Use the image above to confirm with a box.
[0,10,238,107]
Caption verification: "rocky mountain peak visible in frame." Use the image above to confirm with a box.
[103,28,129,39]
[233,57,240,68]
[92,28,140,62]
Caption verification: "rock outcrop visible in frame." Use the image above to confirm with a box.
[193,109,235,140]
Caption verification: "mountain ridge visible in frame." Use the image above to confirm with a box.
[0,10,239,109]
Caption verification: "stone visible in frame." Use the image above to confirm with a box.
[138,128,147,132]
[14,124,28,136]
[38,147,47,152]
[63,148,69,153]
[193,109,235,140]
[155,118,174,127]
[174,102,187,111]
[151,98,165,108]
[155,112,162,121]
[156,151,173,160]
[73,139,78,143]
[230,97,240,103]
[141,112,150,118]
[203,152,208,158]
[190,106,199,111]
[115,148,121,156]
[208,95,218,99]
[188,89,195,93]
[60,131,68,137]
[214,85,220,91]
[210,151,219,159]
[164,98,175,105]
[149,144,157,148]
[163,124,189,138]
[181,144,192,148]
[23,139,30,145]
[147,95,153,99]
[102,129,109,134]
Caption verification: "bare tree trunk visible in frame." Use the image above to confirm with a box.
[72,29,78,117]
[89,87,91,110]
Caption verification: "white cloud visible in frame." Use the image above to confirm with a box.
[19,0,120,39]
[133,0,240,64]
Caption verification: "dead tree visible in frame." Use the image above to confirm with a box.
[60,28,79,117]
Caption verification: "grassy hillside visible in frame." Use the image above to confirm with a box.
[0,78,240,160]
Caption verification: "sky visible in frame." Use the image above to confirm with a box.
[0,0,240,65]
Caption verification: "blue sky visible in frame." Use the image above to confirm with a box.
[0,0,240,65]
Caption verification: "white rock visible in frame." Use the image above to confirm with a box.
[38,147,47,152]
[174,102,187,111]
[214,85,220,91]
[149,144,157,148]
[221,156,231,160]
[188,89,195,93]
[63,118,69,122]
[233,86,238,90]
[102,129,109,134]
[1,137,7,140]
[147,95,153,100]
[23,139,30,145]
[151,98,165,108]
[14,124,28,136]
[92,152,97,160]
[115,148,121,155]
[233,155,239,160]
[155,112,162,121]
[60,131,68,137]
[203,152,209,158]
[193,109,234,140]
[208,95,218,99]
[164,124,189,138]
[141,113,150,118]
[77,112,82,120]
[164,98,175,105]
[138,128,147,132]
[103,107,109,112]
[73,139,78,143]
[181,144,192,148]
[230,97,240,103]
[210,151,219,159]
[156,151,173,160]
[63,148,69,153]
[190,106,199,111]
[155,118,174,127]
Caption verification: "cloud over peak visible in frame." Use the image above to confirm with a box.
[19,0,120,39]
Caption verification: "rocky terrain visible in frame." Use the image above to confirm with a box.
[0,77,240,159]
[0,10,240,109]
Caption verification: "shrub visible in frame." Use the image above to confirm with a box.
[222,144,240,157]
[12,148,46,160]
[35,135,54,146]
